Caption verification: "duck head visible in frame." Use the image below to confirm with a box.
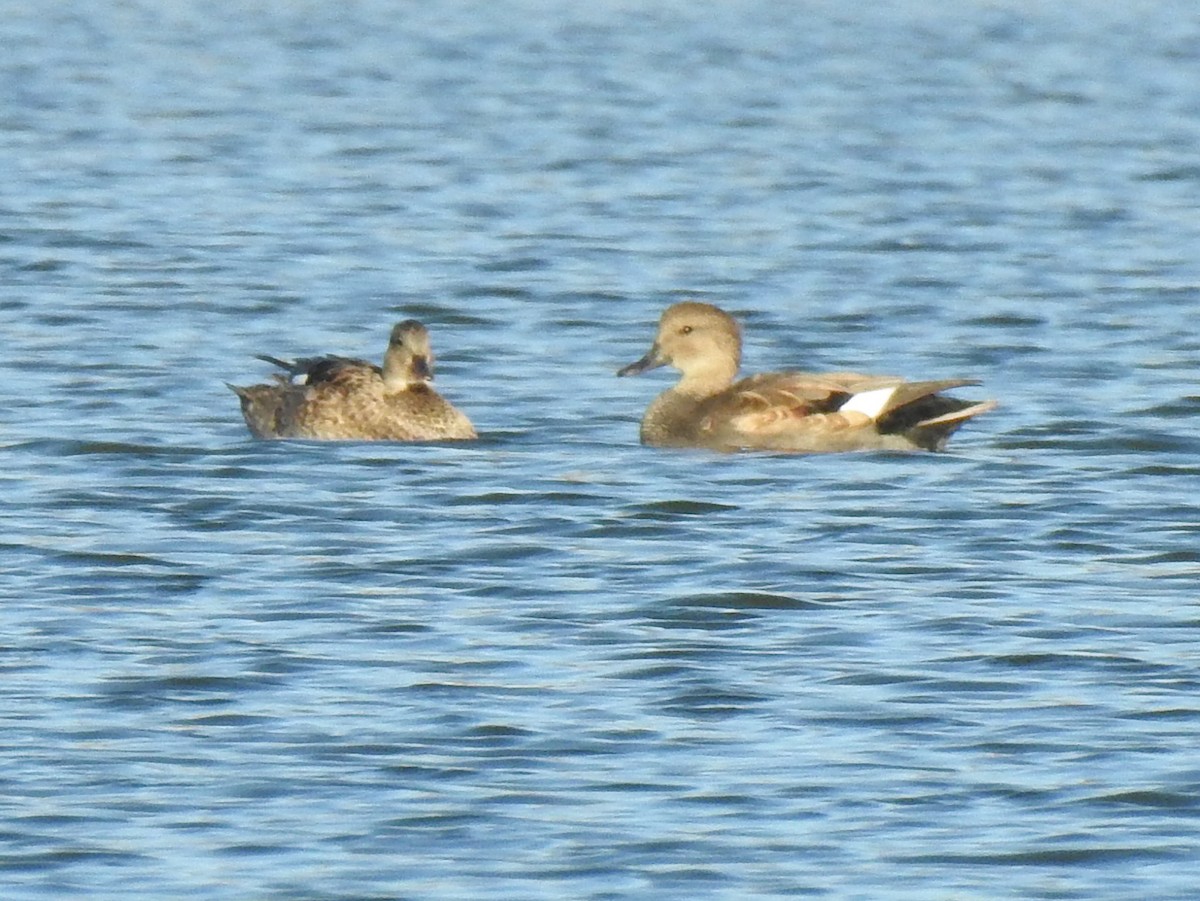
[383,319,435,389]
[618,301,742,390]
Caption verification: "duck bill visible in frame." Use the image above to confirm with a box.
[617,343,667,377]
[411,355,434,382]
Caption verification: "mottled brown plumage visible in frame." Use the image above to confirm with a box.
[229,321,476,441]
[617,302,995,453]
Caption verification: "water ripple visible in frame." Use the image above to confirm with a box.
[4,2,1200,900]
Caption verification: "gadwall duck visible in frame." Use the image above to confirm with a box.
[230,320,476,441]
[617,301,995,453]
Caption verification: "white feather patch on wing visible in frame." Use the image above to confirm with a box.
[836,385,898,420]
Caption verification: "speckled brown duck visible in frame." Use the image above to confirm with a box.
[230,320,476,441]
[617,301,995,453]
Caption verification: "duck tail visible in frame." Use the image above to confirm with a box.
[907,399,998,450]
[254,354,296,372]
[871,382,996,450]
[229,383,285,439]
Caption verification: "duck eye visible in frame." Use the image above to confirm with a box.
[680,325,694,335]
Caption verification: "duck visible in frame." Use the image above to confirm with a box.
[617,301,995,453]
[229,320,476,441]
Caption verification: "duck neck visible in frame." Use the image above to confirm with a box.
[381,349,416,392]
[675,359,739,398]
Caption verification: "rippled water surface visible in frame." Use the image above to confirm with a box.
[4,1,1200,898]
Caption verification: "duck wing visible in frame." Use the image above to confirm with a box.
[701,373,992,452]
[255,354,381,387]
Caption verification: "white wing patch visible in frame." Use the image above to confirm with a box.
[837,385,898,420]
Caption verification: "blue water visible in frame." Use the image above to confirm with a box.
[3,1,1200,898]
